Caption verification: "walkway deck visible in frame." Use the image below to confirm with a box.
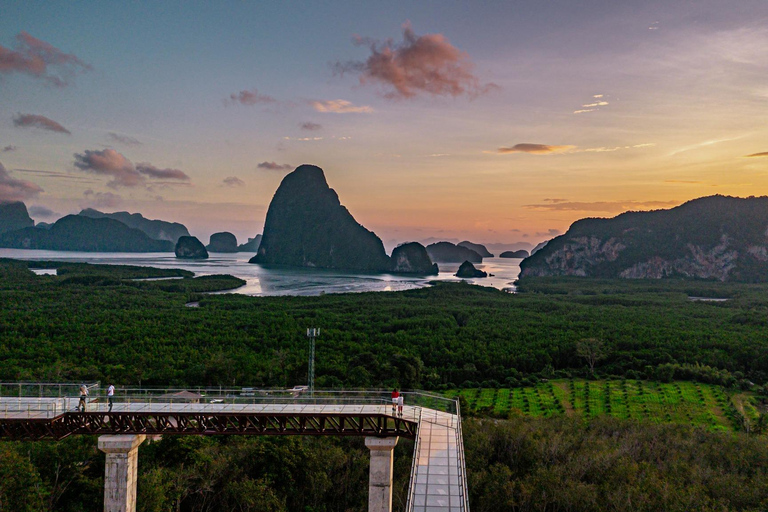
[0,387,469,511]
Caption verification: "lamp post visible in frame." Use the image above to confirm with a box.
[306,328,320,395]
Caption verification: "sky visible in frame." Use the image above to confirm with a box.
[1,1,767,250]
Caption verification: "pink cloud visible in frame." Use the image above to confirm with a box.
[107,132,142,146]
[335,21,497,99]
[222,176,245,187]
[226,88,277,106]
[0,32,91,87]
[310,99,373,113]
[0,161,43,202]
[136,163,190,180]
[257,161,292,171]
[13,113,71,134]
[73,149,190,189]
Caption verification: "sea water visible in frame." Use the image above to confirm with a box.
[0,249,522,296]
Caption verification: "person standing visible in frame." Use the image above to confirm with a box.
[107,383,115,412]
[391,389,400,414]
[78,384,88,412]
[397,393,404,416]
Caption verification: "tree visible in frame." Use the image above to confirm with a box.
[576,338,607,376]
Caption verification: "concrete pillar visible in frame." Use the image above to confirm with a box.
[98,435,146,512]
[365,436,398,512]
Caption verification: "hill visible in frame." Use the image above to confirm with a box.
[426,241,483,263]
[79,208,190,243]
[520,195,768,282]
[0,202,34,235]
[0,215,174,252]
[251,165,392,271]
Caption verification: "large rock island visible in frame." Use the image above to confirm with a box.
[79,208,190,243]
[426,242,483,263]
[520,195,768,282]
[253,165,436,273]
[175,236,209,259]
[391,242,438,274]
[207,232,237,253]
[458,241,493,258]
[0,215,174,252]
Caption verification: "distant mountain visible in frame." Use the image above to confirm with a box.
[520,195,768,282]
[426,242,483,263]
[500,250,529,258]
[251,165,392,271]
[79,208,189,243]
[530,240,549,255]
[237,234,262,252]
[0,215,174,252]
[0,202,34,235]
[458,241,494,258]
[207,232,237,253]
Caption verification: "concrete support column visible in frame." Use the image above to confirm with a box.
[365,436,399,512]
[98,435,146,512]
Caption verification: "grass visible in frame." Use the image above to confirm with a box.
[448,379,764,432]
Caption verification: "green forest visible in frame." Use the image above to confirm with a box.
[1,259,768,511]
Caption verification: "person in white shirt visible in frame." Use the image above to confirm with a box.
[107,384,115,412]
[78,384,88,412]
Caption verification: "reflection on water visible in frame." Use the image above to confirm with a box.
[0,249,522,296]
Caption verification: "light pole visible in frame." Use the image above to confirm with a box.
[306,328,320,395]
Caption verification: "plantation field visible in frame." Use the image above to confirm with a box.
[450,379,765,432]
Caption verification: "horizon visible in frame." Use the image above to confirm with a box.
[2,1,767,246]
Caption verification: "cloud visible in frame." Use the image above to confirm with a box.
[82,189,122,209]
[299,122,322,131]
[107,132,142,146]
[12,168,97,184]
[0,32,91,87]
[497,143,575,155]
[334,21,497,99]
[524,199,680,213]
[257,161,293,171]
[581,101,609,108]
[222,176,245,187]
[13,113,71,134]
[73,149,189,188]
[543,198,568,203]
[28,205,55,218]
[2,145,17,152]
[573,109,595,114]
[0,160,43,202]
[136,163,190,181]
[669,136,746,156]
[226,88,277,106]
[310,99,373,114]
[745,152,768,158]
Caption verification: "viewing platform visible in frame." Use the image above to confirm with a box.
[0,383,469,512]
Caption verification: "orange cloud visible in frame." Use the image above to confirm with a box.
[745,152,768,157]
[498,143,575,155]
[524,199,680,212]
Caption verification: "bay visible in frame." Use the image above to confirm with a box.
[0,249,521,296]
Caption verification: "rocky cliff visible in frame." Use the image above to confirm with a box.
[0,215,174,252]
[455,260,487,278]
[237,234,262,252]
[79,208,190,243]
[426,242,483,263]
[175,236,208,259]
[458,241,493,258]
[520,195,768,282]
[251,165,392,271]
[390,242,438,274]
[0,202,34,235]
[500,250,529,258]
[207,232,237,252]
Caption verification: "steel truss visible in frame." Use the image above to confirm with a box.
[0,412,417,441]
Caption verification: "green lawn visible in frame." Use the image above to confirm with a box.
[448,379,763,432]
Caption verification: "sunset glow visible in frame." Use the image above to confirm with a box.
[1,1,767,249]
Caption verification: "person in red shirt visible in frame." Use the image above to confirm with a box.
[391,389,400,414]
